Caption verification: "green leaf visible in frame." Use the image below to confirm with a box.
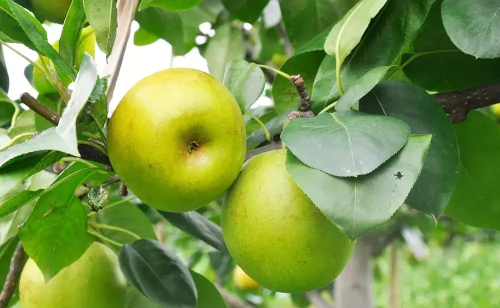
[190,271,227,308]
[140,0,202,11]
[324,0,388,67]
[87,185,110,211]
[336,66,394,111]
[7,0,75,78]
[135,7,184,55]
[272,51,324,115]
[126,285,161,308]
[0,54,97,167]
[0,190,42,219]
[247,112,288,149]
[279,0,358,49]
[0,94,15,127]
[294,26,333,55]
[133,28,159,46]
[0,0,44,50]
[0,46,8,92]
[19,167,111,280]
[402,1,500,92]
[223,60,265,113]
[311,0,435,113]
[34,94,58,131]
[83,0,117,56]
[221,0,269,23]
[60,0,86,67]
[282,110,410,177]
[287,135,431,240]
[360,81,460,217]
[96,201,157,246]
[445,112,500,230]
[78,77,108,135]
[119,239,198,308]
[160,211,228,253]
[7,110,34,138]
[441,0,500,59]
[205,23,246,81]
[0,203,33,245]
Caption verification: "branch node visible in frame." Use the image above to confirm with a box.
[290,74,312,113]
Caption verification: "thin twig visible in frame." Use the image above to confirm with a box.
[0,242,26,308]
[275,22,292,58]
[20,93,60,126]
[217,287,254,308]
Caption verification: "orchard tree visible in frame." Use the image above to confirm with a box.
[0,0,499,308]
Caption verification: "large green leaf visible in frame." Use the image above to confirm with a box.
[0,54,97,167]
[96,201,157,246]
[0,92,15,127]
[282,110,410,177]
[360,81,460,217]
[205,23,246,81]
[336,65,394,110]
[0,0,44,50]
[324,0,388,70]
[19,167,112,280]
[272,51,324,115]
[160,211,228,253]
[445,112,500,230]
[0,46,8,92]
[441,0,500,59]
[83,0,117,56]
[223,60,265,113]
[7,0,75,78]
[402,1,500,92]
[190,271,227,308]
[139,0,202,11]
[221,0,269,23]
[279,0,358,49]
[60,0,86,67]
[119,239,198,308]
[286,135,431,240]
[311,0,435,113]
[0,203,32,245]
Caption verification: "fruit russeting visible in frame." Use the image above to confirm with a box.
[20,242,127,308]
[222,149,355,293]
[31,0,72,24]
[108,68,246,212]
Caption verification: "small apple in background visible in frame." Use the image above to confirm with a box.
[31,0,72,24]
[20,242,127,308]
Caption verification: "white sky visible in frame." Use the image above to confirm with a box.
[4,21,210,113]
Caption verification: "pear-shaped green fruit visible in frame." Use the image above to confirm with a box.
[222,150,355,293]
[20,242,127,308]
[31,0,72,24]
[33,27,95,95]
[108,68,246,212]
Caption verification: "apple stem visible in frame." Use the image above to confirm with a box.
[0,242,26,308]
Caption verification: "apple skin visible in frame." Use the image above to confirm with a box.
[222,149,355,293]
[31,0,72,24]
[108,68,246,212]
[20,242,127,308]
[234,265,260,290]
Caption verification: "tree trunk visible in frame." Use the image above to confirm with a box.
[388,245,399,308]
[334,238,374,308]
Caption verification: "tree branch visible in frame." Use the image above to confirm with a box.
[217,288,254,308]
[434,82,500,123]
[275,22,292,58]
[0,242,26,308]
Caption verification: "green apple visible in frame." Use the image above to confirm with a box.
[20,242,127,308]
[107,68,246,212]
[31,0,72,24]
[222,149,355,293]
[33,26,95,95]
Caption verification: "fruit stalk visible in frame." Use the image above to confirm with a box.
[20,93,61,126]
[0,242,26,308]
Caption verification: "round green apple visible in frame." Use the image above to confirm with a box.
[222,149,355,293]
[107,68,246,212]
[20,242,127,308]
[31,0,72,24]
[33,26,95,95]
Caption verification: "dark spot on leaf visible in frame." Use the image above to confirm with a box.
[394,171,404,179]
